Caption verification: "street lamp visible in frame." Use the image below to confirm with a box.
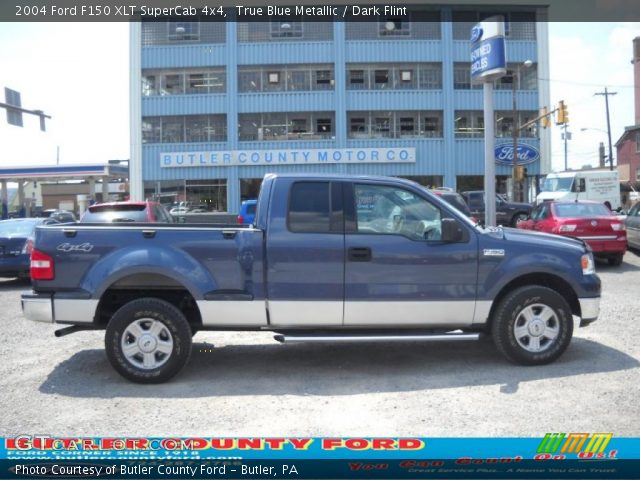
[511,60,533,203]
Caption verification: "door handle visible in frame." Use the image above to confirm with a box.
[348,247,372,262]
[142,230,156,238]
[222,230,237,240]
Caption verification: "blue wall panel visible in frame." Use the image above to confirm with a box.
[142,95,227,116]
[346,90,444,110]
[345,41,444,62]
[453,90,539,111]
[237,43,334,65]
[142,45,227,68]
[237,92,336,113]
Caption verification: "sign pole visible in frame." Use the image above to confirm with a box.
[470,16,506,227]
[484,82,497,227]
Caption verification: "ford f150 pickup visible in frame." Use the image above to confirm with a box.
[22,174,601,383]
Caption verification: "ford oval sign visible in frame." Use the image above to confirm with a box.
[470,25,483,43]
[494,144,540,166]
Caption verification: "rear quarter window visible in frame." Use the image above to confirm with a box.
[288,182,331,233]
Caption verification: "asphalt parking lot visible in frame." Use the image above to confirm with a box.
[1,251,639,437]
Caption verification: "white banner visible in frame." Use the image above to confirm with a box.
[160,148,416,168]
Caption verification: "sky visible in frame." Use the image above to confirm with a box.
[0,21,638,174]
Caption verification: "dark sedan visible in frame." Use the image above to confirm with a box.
[0,218,58,278]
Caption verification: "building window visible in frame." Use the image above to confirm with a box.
[347,111,443,139]
[238,112,335,141]
[268,72,280,84]
[636,132,640,152]
[143,69,226,96]
[348,70,366,89]
[636,167,640,181]
[317,118,332,134]
[453,63,482,90]
[270,20,303,38]
[168,22,199,41]
[455,111,485,137]
[238,65,334,93]
[374,70,390,89]
[347,63,441,90]
[418,65,442,89]
[314,70,333,89]
[186,71,226,94]
[350,117,366,135]
[378,16,411,36]
[142,74,158,96]
[142,115,226,144]
[238,70,261,92]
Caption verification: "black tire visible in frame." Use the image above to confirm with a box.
[492,286,573,365]
[510,212,529,227]
[105,298,192,383]
[608,253,623,266]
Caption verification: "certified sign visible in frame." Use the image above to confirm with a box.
[470,16,507,82]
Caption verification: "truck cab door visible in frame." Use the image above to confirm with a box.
[343,182,478,327]
[265,180,345,326]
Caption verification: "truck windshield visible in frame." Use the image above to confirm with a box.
[542,177,574,193]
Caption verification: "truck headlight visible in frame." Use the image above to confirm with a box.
[581,253,595,275]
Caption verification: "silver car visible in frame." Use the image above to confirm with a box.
[625,203,640,250]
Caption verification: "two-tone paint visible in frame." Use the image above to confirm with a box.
[22,174,601,331]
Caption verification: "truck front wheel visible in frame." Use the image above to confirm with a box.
[492,286,573,365]
[105,298,192,383]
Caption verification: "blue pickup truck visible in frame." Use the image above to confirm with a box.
[22,174,601,383]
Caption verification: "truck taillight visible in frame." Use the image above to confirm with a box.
[30,249,55,280]
[237,215,244,224]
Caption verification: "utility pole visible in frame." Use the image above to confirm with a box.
[595,87,617,171]
[562,124,571,171]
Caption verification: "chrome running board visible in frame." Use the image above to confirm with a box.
[273,332,480,343]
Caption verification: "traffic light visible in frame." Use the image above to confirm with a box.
[514,165,525,181]
[556,100,569,125]
[540,107,550,128]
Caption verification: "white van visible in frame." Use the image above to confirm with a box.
[537,170,621,210]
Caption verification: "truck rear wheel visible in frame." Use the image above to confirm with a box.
[105,298,192,383]
[492,286,573,365]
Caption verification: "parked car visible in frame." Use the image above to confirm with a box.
[625,202,640,251]
[40,209,76,223]
[80,201,173,223]
[0,218,58,278]
[462,191,532,227]
[518,201,627,265]
[237,199,257,224]
[23,174,601,383]
[431,190,473,218]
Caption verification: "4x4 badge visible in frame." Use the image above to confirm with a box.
[483,249,505,257]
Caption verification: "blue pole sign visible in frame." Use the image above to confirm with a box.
[495,143,540,166]
[470,16,507,82]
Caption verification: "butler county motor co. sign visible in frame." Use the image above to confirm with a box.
[160,148,416,168]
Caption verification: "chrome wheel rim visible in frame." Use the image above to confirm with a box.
[513,303,560,353]
[121,319,174,370]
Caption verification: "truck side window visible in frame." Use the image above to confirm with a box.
[288,182,331,233]
[354,184,442,241]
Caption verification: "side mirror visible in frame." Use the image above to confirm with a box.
[442,218,464,243]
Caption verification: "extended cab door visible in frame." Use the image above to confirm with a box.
[343,182,479,327]
[265,179,345,326]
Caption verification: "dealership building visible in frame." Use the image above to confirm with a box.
[129,6,550,213]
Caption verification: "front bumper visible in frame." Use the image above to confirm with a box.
[22,291,97,324]
[579,296,600,323]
